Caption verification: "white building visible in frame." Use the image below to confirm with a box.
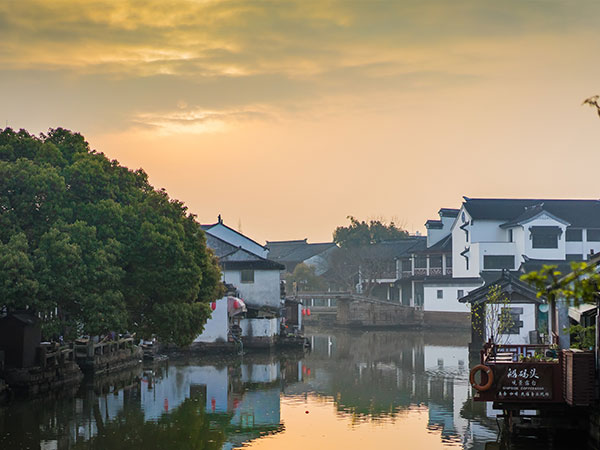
[194,217,284,348]
[442,197,600,344]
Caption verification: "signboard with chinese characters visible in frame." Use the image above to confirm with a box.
[494,365,554,401]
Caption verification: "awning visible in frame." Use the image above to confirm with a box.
[228,296,247,317]
[568,304,596,323]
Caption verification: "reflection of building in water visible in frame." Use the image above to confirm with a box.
[304,330,497,446]
[0,356,298,450]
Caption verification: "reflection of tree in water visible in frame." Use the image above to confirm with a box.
[71,398,227,450]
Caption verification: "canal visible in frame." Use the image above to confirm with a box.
[0,327,563,449]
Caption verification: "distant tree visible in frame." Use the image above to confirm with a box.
[333,216,408,248]
[328,217,409,296]
[0,127,224,345]
[285,263,326,293]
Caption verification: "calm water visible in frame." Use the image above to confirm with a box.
[0,328,515,449]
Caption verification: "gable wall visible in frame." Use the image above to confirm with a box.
[206,224,268,258]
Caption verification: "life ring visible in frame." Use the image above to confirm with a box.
[469,364,494,391]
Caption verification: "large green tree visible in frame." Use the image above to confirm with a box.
[0,127,223,346]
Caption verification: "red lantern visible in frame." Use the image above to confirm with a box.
[211,302,217,311]
[164,398,169,412]
[302,308,306,316]
[307,309,311,316]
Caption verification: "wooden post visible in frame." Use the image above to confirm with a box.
[549,292,558,346]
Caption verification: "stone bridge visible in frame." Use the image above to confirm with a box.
[286,292,423,328]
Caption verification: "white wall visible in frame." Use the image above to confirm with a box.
[452,207,472,278]
[223,269,281,308]
[484,302,539,345]
[242,362,280,383]
[240,318,279,338]
[521,216,567,260]
[474,241,519,272]
[206,224,268,258]
[423,283,481,312]
[194,296,228,343]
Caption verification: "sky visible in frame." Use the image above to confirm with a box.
[2,0,600,243]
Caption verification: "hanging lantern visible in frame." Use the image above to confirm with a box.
[307,309,311,316]
[211,302,217,311]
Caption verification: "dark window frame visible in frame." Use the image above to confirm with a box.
[240,269,255,283]
[566,228,583,242]
[483,255,515,270]
[588,229,600,242]
[437,289,443,299]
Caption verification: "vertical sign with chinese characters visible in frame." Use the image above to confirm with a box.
[494,365,554,401]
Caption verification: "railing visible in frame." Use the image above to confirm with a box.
[37,343,75,369]
[74,337,135,360]
[481,343,559,364]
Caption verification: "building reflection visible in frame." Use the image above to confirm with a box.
[0,330,500,450]
[0,354,301,450]
[302,329,497,447]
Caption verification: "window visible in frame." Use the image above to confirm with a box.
[445,255,452,267]
[566,228,583,242]
[401,258,412,271]
[566,254,583,261]
[429,255,442,268]
[415,256,427,268]
[587,229,600,242]
[457,289,464,299]
[437,289,443,299]
[508,229,513,242]
[483,255,515,270]
[501,307,523,335]
[240,269,254,283]
[530,226,560,249]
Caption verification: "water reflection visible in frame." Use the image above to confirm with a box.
[0,329,502,450]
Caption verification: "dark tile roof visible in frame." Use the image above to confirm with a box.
[459,271,542,304]
[421,234,452,253]
[425,220,443,229]
[500,204,569,228]
[439,208,460,217]
[463,198,600,228]
[265,239,335,261]
[518,258,578,276]
[220,247,285,271]
[360,237,427,260]
[205,233,239,258]
[265,239,308,259]
[201,220,267,251]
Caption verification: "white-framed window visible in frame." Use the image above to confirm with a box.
[457,289,464,299]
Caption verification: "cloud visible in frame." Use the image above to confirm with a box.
[132,107,274,135]
[1,0,600,134]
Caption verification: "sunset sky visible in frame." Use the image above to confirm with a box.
[2,0,600,243]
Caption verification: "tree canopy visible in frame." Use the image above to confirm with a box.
[333,216,408,248]
[0,127,223,346]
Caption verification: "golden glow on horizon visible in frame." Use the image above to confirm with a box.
[2,0,600,242]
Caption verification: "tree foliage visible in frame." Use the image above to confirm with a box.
[333,216,408,248]
[520,262,599,307]
[0,127,224,345]
[470,284,514,345]
[284,263,326,293]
